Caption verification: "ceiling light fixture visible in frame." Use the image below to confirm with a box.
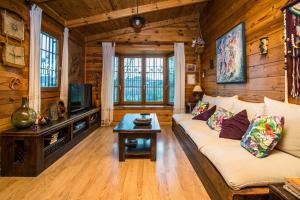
[192,13,205,54]
[129,0,145,33]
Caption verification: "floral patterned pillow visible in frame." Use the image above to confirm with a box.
[207,107,233,131]
[191,101,209,116]
[241,115,284,158]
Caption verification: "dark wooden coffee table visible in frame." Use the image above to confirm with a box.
[113,113,161,161]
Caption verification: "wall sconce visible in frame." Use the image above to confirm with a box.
[202,69,206,78]
[259,37,269,55]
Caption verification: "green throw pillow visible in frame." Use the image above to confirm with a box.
[241,115,284,158]
[207,107,233,131]
[191,101,209,116]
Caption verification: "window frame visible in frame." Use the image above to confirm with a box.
[40,26,62,92]
[167,54,175,105]
[114,54,174,106]
[113,55,120,104]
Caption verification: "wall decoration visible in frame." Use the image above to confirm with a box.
[186,64,196,72]
[11,97,37,129]
[216,22,246,83]
[57,100,66,118]
[282,1,300,99]
[68,39,83,83]
[9,77,22,90]
[2,11,24,41]
[187,74,196,85]
[2,43,25,68]
[259,37,269,55]
[49,102,58,121]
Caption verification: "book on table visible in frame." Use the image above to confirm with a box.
[284,177,300,199]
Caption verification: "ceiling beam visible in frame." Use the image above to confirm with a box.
[39,4,66,26]
[85,14,198,42]
[66,0,208,28]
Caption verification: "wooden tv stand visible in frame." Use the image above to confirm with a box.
[1,108,101,177]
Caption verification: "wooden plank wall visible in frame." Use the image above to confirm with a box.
[200,0,287,103]
[85,17,200,124]
[0,1,84,132]
[0,1,29,132]
[40,14,85,115]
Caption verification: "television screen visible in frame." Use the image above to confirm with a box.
[69,84,85,113]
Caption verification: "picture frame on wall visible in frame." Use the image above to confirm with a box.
[186,64,196,72]
[187,74,196,85]
[216,22,246,83]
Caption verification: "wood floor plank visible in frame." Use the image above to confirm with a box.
[0,126,210,200]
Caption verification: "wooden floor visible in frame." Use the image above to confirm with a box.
[0,127,210,200]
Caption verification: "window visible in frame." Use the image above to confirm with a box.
[40,32,59,88]
[146,58,164,102]
[113,56,119,103]
[168,56,175,103]
[124,57,142,102]
[114,55,174,105]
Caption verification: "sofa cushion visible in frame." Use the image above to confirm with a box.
[241,115,284,158]
[232,99,264,120]
[178,119,220,149]
[264,97,300,158]
[185,128,220,150]
[214,95,238,111]
[207,107,234,131]
[193,105,216,121]
[173,114,193,124]
[191,101,209,116]
[219,110,250,140]
[202,94,218,106]
[200,143,300,190]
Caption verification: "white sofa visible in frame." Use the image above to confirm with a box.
[172,95,300,199]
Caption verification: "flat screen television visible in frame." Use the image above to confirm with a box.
[69,83,92,114]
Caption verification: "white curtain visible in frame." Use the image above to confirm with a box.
[173,43,186,114]
[29,4,42,113]
[101,42,115,126]
[60,27,69,107]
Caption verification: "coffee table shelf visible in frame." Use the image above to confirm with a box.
[125,139,151,156]
[113,113,161,161]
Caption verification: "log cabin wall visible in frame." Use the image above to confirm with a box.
[0,1,85,132]
[200,0,287,103]
[0,1,29,132]
[85,17,200,125]
[40,14,85,115]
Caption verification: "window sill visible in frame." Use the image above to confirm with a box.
[41,87,60,92]
[114,105,173,110]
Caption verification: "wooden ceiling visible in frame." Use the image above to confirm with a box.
[37,0,208,38]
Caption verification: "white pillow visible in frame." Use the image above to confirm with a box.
[264,97,300,158]
[214,95,238,111]
[232,99,264,120]
[202,94,218,106]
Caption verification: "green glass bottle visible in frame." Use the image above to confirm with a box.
[11,97,37,129]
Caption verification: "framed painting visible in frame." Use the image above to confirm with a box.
[186,64,196,72]
[216,22,246,83]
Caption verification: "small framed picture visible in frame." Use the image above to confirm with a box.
[186,64,196,72]
[49,102,58,121]
[187,74,196,85]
